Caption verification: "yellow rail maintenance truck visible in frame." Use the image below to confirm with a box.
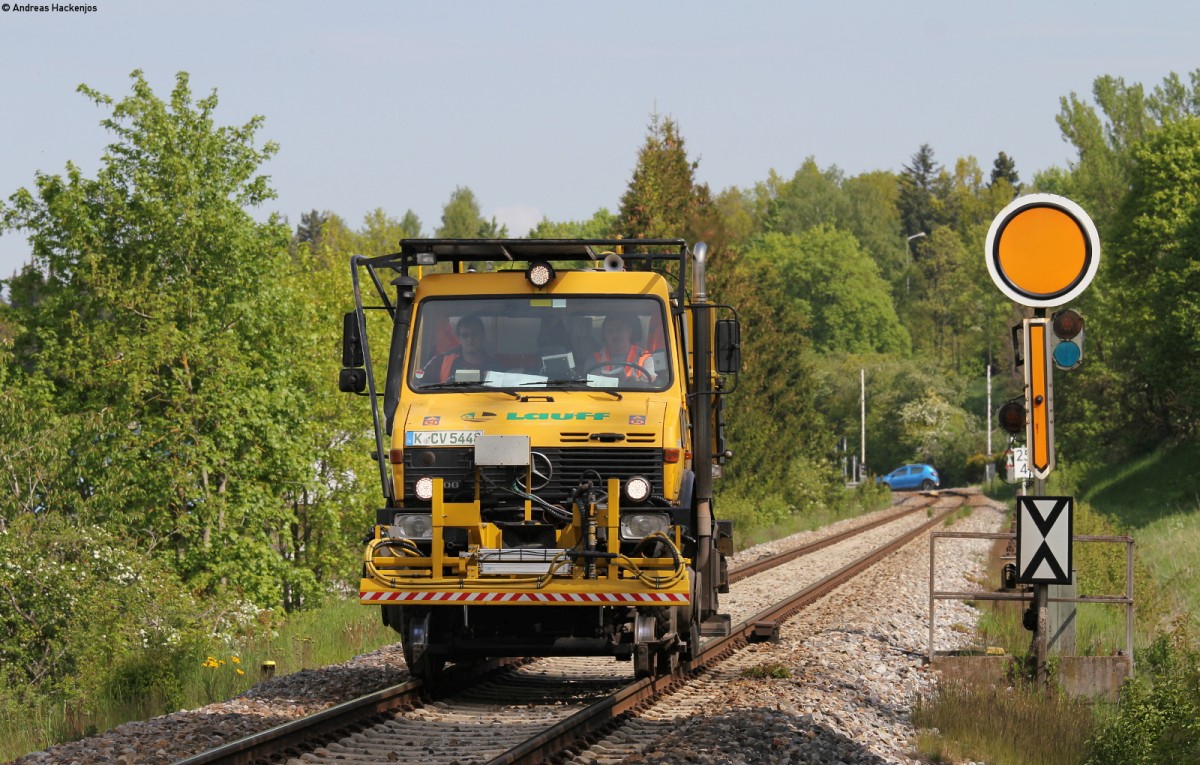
[340,239,739,679]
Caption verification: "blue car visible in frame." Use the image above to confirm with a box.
[877,463,940,491]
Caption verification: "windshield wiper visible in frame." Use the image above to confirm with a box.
[529,379,623,400]
[421,382,521,399]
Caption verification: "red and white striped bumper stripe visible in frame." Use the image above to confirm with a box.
[360,591,688,603]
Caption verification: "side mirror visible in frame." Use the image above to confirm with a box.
[339,367,367,394]
[715,319,741,375]
[342,312,364,368]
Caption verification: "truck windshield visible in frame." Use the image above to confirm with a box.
[408,296,672,392]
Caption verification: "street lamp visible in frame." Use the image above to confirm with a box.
[905,231,926,293]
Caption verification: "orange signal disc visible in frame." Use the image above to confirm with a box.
[996,206,1087,297]
[985,194,1100,307]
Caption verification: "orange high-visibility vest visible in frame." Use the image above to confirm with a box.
[439,352,462,382]
[593,346,653,380]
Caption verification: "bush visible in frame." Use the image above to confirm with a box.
[0,513,205,707]
[1085,619,1200,764]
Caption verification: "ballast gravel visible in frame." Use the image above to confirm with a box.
[12,491,1005,765]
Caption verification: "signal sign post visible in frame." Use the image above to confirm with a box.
[985,194,1100,686]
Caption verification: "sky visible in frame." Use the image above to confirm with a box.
[0,0,1198,282]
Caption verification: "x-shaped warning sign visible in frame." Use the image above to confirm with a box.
[1016,496,1073,585]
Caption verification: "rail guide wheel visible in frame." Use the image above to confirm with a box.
[401,608,445,682]
[682,569,702,662]
[633,607,680,678]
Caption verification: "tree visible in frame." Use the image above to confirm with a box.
[898,144,945,242]
[436,186,507,238]
[398,209,424,239]
[297,209,329,248]
[1052,70,1200,223]
[713,186,757,248]
[0,71,370,609]
[842,170,904,286]
[709,246,823,501]
[529,208,615,239]
[761,158,851,236]
[617,113,719,245]
[357,207,421,257]
[742,230,910,356]
[1099,117,1200,443]
[1043,71,1200,458]
[988,151,1021,191]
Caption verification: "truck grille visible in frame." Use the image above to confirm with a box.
[404,447,664,506]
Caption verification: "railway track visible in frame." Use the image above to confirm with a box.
[177,491,971,765]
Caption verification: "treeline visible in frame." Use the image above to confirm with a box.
[2,68,1200,712]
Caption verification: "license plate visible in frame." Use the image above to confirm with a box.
[405,430,483,446]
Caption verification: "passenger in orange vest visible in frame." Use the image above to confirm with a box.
[422,315,495,383]
[593,314,655,382]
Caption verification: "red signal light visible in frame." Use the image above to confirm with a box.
[1052,308,1084,340]
[998,401,1026,435]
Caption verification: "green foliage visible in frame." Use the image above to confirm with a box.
[898,143,946,240]
[1086,622,1200,765]
[1051,71,1200,222]
[989,151,1022,191]
[718,493,794,537]
[0,514,204,704]
[1105,117,1200,442]
[0,597,396,761]
[709,240,827,501]
[913,682,1098,765]
[617,113,719,246]
[811,354,983,485]
[1047,72,1200,461]
[760,159,851,235]
[742,229,909,355]
[842,170,905,285]
[898,386,982,482]
[741,662,792,679]
[0,71,374,612]
[529,208,615,239]
[435,186,507,238]
[357,207,422,256]
[1074,440,1200,625]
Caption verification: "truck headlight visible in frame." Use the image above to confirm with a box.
[623,475,652,503]
[619,512,670,541]
[391,513,434,540]
[414,476,435,500]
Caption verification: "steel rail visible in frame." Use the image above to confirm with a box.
[180,496,963,765]
[727,495,937,582]
[483,500,963,765]
[173,658,521,765]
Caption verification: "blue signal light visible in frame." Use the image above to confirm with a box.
[1053,340,1081,369]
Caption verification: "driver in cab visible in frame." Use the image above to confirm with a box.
[422,315,495,383]
[593,314,655,382]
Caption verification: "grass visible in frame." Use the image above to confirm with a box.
[1081,441,1200,623]
[912,682,1099,765]
[0,597,398,763]
[915,437,1200,765]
